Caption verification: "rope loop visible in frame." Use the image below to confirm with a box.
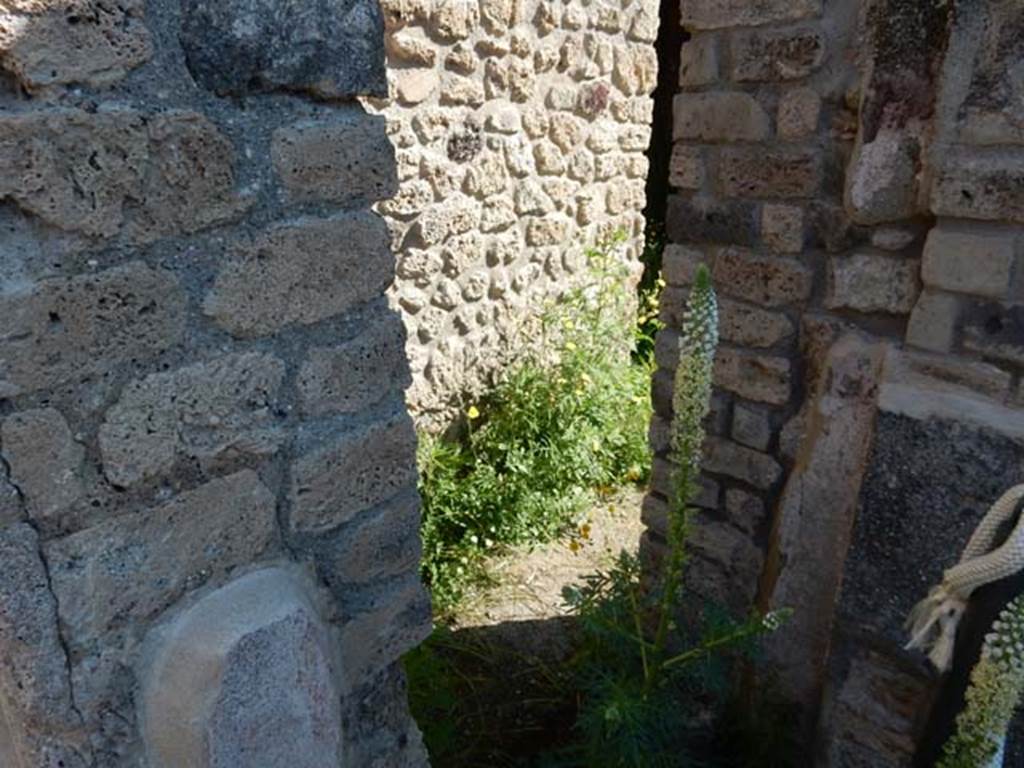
[905,485,1024,672]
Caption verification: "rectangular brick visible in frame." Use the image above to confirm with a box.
[777,87,822,139]
[641,492,670,535]
[0,524,90,766]
[673,92,769,143]
[886,348,1011,401]
[666,195,758,247]
[2,2,151,90]
[702,436,782,489]
[204,214,393,338]
[0,262,186,398]
[712,247,813,307]
[650,359,730,435]
[642,477,720,538]
[718,147,822,199]
[2,409,84,534]
[328,491,422,584]
[906,291,961,353]
[730,27,824,82]
[45,471,276,646]
[649,458,720,510]
[651,367,674,419]
[298,316,409,417]
[659,281,796,352]
[921,226,1015,298]
[762,203,805,253]
[658,286,687,328]
[654,328,681,371]
[678,34,718,87]
[681,538,760,616]
[668,143,704,190]
[708,390,731,435]
[931,150,1024,224]
[732,403,773,451]
[725,488,767,536]
[99,353,286,488]
[962,301,1024,366]
[826,253,920,314]
[289,414,418,534]
[337,576,431,688]
[714,347,791,405]
[0,110,247,243]
[720,298,795,348]
[648,414,672,456]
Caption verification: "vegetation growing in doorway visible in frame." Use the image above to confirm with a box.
[417,232,659,614]
[410,246,789,766]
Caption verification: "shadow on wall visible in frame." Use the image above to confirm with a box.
[406,617,581,767]
[0,2,433,767]
[406,608,803,768]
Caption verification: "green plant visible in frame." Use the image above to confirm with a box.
[404,627,577,767]
[938,593,1024,768]
[552,266,787,767]
[634,220,666,365]
[417,233,655,614]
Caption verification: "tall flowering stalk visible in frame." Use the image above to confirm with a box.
[939,594,1024,768]
[562,264,786,764]
[650,264,719,675]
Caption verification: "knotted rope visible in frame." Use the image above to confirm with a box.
[905,484,1024,672]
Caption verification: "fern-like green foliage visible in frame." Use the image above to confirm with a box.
[555,266,786,767]
[939,594,1024,768]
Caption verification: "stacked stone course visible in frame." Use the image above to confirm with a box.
[0,1,429,766]
[647,0,1024,764]
[366,0,660,426]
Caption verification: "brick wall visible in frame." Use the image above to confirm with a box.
[646,1,1024,764]
[0,2,429,766]
[365,0,659,428]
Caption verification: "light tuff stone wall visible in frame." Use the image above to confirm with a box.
[365,0,659,426]
[0,2,429,766]
[645,0,1024,764]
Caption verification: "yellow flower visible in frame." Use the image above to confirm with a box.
[569,539,581,553]
[467,405,480,420]
[579,523,592,540]
[565,341,577,351]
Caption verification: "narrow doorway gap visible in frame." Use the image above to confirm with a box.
[640,0,686,290]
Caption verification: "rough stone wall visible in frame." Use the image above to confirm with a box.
[0,2,430,766]
[366,0,659,426]
[645,0,1024,764]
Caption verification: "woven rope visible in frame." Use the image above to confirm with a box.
[905,485,1024,672]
